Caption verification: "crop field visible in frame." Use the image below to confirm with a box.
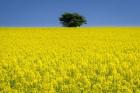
[0,27,140,93]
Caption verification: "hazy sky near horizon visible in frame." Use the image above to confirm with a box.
[0,0,140,26]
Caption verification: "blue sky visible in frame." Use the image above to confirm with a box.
[0,0,140,26]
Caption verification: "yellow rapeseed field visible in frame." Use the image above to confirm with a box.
[0,27,140,93]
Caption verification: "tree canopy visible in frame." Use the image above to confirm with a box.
[59,13,87,27]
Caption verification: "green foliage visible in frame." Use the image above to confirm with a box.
[59,13,87,27]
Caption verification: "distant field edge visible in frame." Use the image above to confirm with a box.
[0,26,140,29]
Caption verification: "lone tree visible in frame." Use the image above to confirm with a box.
[59,13,87,27]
